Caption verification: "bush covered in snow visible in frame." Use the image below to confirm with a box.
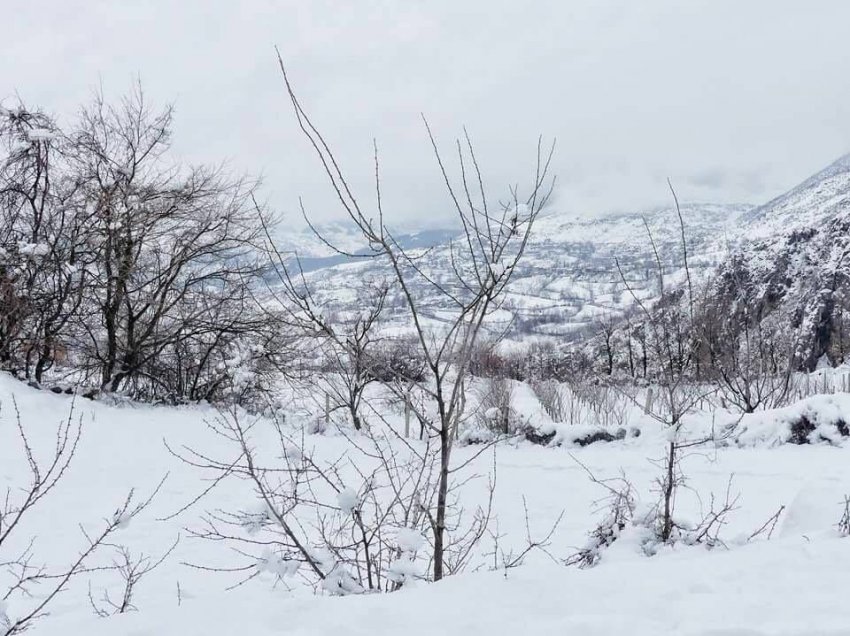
[734,394,850,447]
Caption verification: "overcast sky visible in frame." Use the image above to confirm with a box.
[4,0,850,228]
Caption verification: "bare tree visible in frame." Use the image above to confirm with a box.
[566,457,739,567]
[170,407,440,594]
[595,313,618,376]
[67,86,269,395]
[281,278,390,431]
[614,191,719,544]
[271,52,554,580]
[0,400,164,635]
[2,88,278,405]
[0,103,91,383]
[475,376,516,435]
[88,538,179,617]
[697,260,797,413]
[325,282,389,431]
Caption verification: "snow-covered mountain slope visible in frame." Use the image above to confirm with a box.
[277,221,375,259]
[501,203,749,335]
[707,154,850,368]
[286,203,750,339]
[743,153,850,239]
[275,153,850,345]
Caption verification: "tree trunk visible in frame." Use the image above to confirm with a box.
[433,424,450,581]
[661,440,676,542]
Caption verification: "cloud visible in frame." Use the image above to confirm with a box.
[3,0,850,227]
[686,169,729,190]
[684,167,770,199]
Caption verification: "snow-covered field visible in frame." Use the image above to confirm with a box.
[2,374,850,635]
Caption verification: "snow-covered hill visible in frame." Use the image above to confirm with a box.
[279,154,850,346]
[500,203,748,336]
[284,203,750,340]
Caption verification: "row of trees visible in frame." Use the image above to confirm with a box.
[0,88,279,402]
[462,267,801,415]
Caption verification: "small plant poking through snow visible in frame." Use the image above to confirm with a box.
[1,401,166,635]
[566,457,742,567]
[565,466,636,568]
[173,407,460,595]
[839,496,850,537]
[88,539,180,617]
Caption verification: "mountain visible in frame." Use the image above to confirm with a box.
[484,203,749,337]
[743,153,850,239]
[708,153,850,368]
[286,203,750,340]
[278,153,850,353]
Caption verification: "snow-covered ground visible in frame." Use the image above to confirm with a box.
[2,374,849,635]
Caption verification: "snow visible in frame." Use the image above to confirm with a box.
[256,548,300,579]
[337,487,360,513]
[484,406,502,420]
[25,128,56,142]
[734,393,850,447]
[2,374,850,635]
[22,536,850,635]
[16,241,49,257]
[393,527,425,552]
[385,555,418,585]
